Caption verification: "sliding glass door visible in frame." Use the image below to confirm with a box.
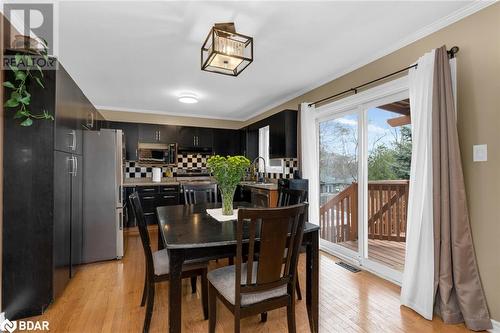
[317,86,410,283]
[318,110,360,258]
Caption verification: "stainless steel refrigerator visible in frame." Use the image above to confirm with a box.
[82,129,124,262]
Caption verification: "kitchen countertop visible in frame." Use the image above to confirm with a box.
[123,178,180,187]
[123,178,278,190]
[240,181,278,191]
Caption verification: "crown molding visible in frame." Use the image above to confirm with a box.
[240,0,496,123]
[96,105,245,122]
[97,1,494,123]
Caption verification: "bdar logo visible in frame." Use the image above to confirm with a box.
[0,319,17,333]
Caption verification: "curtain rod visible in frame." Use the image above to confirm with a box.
[308,46,459,107]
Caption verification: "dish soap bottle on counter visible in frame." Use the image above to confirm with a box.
[165,167,173,178]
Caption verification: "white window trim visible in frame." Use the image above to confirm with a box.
[258,126,284,174]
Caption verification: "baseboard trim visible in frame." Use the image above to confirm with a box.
[489,319,500,333]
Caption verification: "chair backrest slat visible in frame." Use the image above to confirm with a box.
[235,203,308,305]
[129,192,154,270]
[183,183,218,205]
[277,188,307,207]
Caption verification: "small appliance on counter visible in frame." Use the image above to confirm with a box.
[152,167,162,182]
[138,142,177,165]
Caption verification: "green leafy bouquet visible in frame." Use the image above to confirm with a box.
[3,43,53,126]
[207,155,250,215]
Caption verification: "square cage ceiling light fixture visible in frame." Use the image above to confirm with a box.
[201,22,253,77]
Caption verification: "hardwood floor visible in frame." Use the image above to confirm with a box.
[340,239,406,271]
[29,230,474,332]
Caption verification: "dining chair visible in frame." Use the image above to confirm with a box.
[276,188,307,300]
[183,183,218,204]
[208,203,308,333]
[250,191,269,207]
[129,192,209,333]
[276,188,307,207]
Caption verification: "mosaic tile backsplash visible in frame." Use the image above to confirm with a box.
[124,154,299,179]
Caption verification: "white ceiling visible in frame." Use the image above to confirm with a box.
[57,1,478,121]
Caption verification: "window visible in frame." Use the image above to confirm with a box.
[258,126,284,174]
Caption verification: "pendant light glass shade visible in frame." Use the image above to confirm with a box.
[201,23,253,77]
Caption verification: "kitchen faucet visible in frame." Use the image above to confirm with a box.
[252,156,266,183]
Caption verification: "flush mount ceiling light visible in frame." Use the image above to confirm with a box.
[201,22,253,77]
[178,93,198,104]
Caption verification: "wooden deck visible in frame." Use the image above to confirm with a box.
[340,239,406,271]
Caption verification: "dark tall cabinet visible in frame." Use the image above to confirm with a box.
[2,55,95,319]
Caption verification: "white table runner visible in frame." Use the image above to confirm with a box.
[206,208,238,222]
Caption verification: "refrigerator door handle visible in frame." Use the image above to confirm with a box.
[119,211,123,230]
[118,186,122,206]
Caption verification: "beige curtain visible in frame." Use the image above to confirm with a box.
[432,46,491,331]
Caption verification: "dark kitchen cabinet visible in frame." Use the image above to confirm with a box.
[109,122,139,160]
[245,109,297,159]
[3,54,91,319]
[55,68,85,155]
[136,185,180,224]
[213,129,241,156]
[138,123,159,143]
[48,152,83,284]
[244,128,259,161]
[139,124,178,144]
[53,151,72,298]
[159,125,178,143]
[268,110,297,158]
[83,107,97,131]
[70,154,83,276]
[178,126,213,148]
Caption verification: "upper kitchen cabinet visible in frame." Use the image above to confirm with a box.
[244,128,259,161]
[138,123,159,143]
[268,110,297,159]
[54,67,87,155]
[159,125,178,143]
[138,124,178,144]
[109,122,139,161]
[245,109,297,159]
[213,129,241,156]
[178,126,213,150]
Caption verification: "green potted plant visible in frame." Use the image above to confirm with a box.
[206,155,250,215]
[3,41,53,126]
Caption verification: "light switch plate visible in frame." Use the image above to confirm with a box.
[473,144,487,162]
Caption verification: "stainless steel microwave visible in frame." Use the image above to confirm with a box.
[137,143,177,165]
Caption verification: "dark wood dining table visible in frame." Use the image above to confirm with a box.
[156,202,320,333]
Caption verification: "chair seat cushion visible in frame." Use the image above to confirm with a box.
[207,262,287,306]
[152,249,207,276]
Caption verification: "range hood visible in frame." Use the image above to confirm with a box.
[177,146,213,153]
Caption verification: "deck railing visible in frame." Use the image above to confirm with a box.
[319,180,409,243]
